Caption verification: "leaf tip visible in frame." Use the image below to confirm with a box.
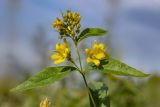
[143,73,151,77]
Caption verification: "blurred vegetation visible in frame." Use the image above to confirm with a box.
[0,74,159,107]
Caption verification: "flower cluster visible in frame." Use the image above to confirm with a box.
[53,10,81,38]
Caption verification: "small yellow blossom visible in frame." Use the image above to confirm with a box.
[85,40,106,66]
[40,98,51,107]
[53,18,64,30]
[51,39,69,64]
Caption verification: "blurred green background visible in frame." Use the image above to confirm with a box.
[0,0,160,107]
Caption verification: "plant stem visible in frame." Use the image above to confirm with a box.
[73,40,97,107]
[80,72,97,107]
[70,60,79,70]
[75,44,83,71]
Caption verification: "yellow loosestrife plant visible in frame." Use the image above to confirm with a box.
[11,10,149,107]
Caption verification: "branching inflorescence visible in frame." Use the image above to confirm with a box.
[51,10,108,68]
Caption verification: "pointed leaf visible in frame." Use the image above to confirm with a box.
[89,81,110,107]
[77,28,107,42]
[87,58,149,77]
[11,66,77,92]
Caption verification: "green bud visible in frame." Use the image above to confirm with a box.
[63,38,67,43]
[76,24,81,29]
[67,10,72,18]
[71,30,75,36]
[66,30,71,35]
[62,13,67,22]
[72,21,76,26]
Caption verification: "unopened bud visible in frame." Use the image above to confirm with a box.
[71,30,75,36]
[62,13,67,22]
[63,38,68,48]
[72,21,76,26]
[67,26,71,31]
[76,24,81,29]
[67,10,72,18]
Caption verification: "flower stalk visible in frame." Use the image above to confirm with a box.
[51,10,109,107]
[73,40,97,107]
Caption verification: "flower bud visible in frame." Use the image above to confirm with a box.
[76,24,81,29]
[71,30,75,36]
[62,13,67,22]
[67,26,71,31]
[67,10,72,18]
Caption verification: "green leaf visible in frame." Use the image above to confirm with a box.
[77,28,107,42]
[87,58,149,77]
[89,81,110,107]
[11,66,77,92]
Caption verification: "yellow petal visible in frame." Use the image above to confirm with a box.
[86,57,92,63]
[65,48,69,54]
[51,54,61,60]
[56,44,65,53]
[95,53,105,59]
[59,47,69,57]
[54,58,65,64]
[98,43,105,50]
[93,41,99,50]
[92,59,100,66]
[56,43,61,50]
[85,48,90,54]
[94,40,97,45]
[62,52,68,58]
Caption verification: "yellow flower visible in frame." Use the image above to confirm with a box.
[53,18,64,30]
[40,98,51,107]
[51,39,69,64]
[85,40,106,66]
